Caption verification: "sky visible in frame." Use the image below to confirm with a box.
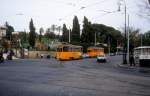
[0,0,150,33]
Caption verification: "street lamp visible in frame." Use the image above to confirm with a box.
[119,0,127,64]
[69,28,71,43]
[95,32,97,46]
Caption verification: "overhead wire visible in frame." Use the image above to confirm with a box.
[58,0,110,22]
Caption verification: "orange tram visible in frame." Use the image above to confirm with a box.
[56,44,83,60]
[87,47,104,57]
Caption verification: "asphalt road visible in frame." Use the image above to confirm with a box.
[0,55,150,96]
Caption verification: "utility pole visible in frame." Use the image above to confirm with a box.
[108,36,110,55]
[127,14,130,63]
[141,34,143,46]
[117,40,118,54]
[69,28,71,43]
[123,0,127,64]
[95,32,96,46]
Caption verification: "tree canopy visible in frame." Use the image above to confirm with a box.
[80,17,123,52]
[39,27,44,42]
[45,28,56,40]
[80,16,94,52]
[143,30,150,46]
[29,18,36,48]
[71,16,80,44]
[62,24,69,42]
[5,22,14,40]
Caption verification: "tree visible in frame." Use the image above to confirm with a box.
[71,16,80,44]
[51,24,56,33]
[62,24,69,42]
[45,28,56,40]
[80,16,94,52]
[39,27,44,42]
[56,26,62,41]
[128,28,140,47]
[5,22,14,40]
[89,23,123,53]
[57,26,62,35]
[29,18,36,48]
[143,30,150,46]
[121,27,141,53]
[19,31,28,46]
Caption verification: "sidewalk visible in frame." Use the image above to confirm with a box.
[117,63,150,72]
[3,54,19,60]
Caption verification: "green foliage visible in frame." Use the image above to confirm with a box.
[19,32,28,47]
[118,27,141,53]
[5,22,14,40]
[62,24,69,42]
[80,19,123,52]
[92,24,123,52]
[71,16,80,44]
[81,16,94,44]
[61,16,123,53]
[51,24,56,32]
[80,16,94,52]
[39,27,44,42]
[29,18,36,48]
[45,28,56,39]
[126,27,141,53]
[143,31,150,46]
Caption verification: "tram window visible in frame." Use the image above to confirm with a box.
[148,49,150,55]
[57,48,62,52]
[136,49,140,55]
[145,49,149,55]
[142,49,148,55]
[63,46,69,52]
[72,47,75,51]
[79,48,82,52]
[75,48,78,52]
[72,48,77,52]
[75,48,81,52]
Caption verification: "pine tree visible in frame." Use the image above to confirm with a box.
[80,16,94,52]
[39,27,44,42]
[62,24,69,42]
[29,18,36,48]
[81,17,94,43]
[5,22,14,40]
[71,16,80,44]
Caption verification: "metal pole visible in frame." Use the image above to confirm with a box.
[95,32,96,46]
[141,34,143,46]
[117,40,118,54]
[109,36,110,55]
[123,3,127,64]
[69,28,71,43]
[127,14,130,64]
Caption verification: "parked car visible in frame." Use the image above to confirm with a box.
[97,54,107,62]
[0,52,4,63]
[116,52,123,55]
[109,53,115,56]
[82,53,89,58]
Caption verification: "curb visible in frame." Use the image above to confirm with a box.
[117,64,150,72]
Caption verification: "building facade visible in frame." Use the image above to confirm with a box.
[0,26,7,40]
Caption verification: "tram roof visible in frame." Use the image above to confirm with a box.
[134,46,150,50]
[88,46,104,49]
[57,44,82,48]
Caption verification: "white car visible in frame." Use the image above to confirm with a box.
[97,54,107,62]
[82,53,89,58]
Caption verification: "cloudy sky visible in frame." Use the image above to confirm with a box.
[0,0,150,33]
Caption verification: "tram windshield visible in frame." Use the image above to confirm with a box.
[134,47,150,55]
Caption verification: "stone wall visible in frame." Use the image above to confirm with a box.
[27,51,56,59]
